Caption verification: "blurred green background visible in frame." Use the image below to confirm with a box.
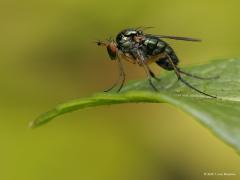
[1,0,240,179]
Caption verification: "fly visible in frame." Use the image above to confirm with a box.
[96,28,218,98]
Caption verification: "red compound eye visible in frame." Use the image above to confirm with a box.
[107,42,117,60]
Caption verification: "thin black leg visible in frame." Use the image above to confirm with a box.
[116,74,125,92]
[149,69,161,81]
[178,76,216,98]
[178,68,219,80]
[148,78,158,91]
[166,55,216,98]
[104,56,126,92]
[116,58,126,92]
[137,50,158,92]
[104,76,122,92]
[143,65,158,91]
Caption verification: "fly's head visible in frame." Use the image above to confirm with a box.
[96,40,118,60]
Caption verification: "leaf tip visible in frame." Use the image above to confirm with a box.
[29,109,59,129]
[28,120,36,129]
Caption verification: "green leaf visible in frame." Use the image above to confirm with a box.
[30,58,240,152]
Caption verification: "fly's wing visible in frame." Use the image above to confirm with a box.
[135,26,155,30]
[146,34,201,42]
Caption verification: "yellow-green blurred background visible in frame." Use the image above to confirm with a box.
[1,0,240,180]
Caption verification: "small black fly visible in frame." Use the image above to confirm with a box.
[96,27,218,98]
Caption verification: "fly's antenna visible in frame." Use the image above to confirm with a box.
[95,40,108,47]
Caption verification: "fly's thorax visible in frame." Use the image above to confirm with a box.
[116,28,142,41]
[116,28,144,49]
[119,39,132,49]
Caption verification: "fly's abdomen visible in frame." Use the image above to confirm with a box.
[156,45,179,71]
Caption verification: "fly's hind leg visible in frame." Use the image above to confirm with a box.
[177,68,219,80]
[166,55,217,98]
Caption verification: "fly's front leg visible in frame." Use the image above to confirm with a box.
[116,56,126,92]
[104,54,126,92]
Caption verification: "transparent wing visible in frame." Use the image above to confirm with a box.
[146,34,201,42]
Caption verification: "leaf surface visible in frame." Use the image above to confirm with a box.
[30,58,240,152]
